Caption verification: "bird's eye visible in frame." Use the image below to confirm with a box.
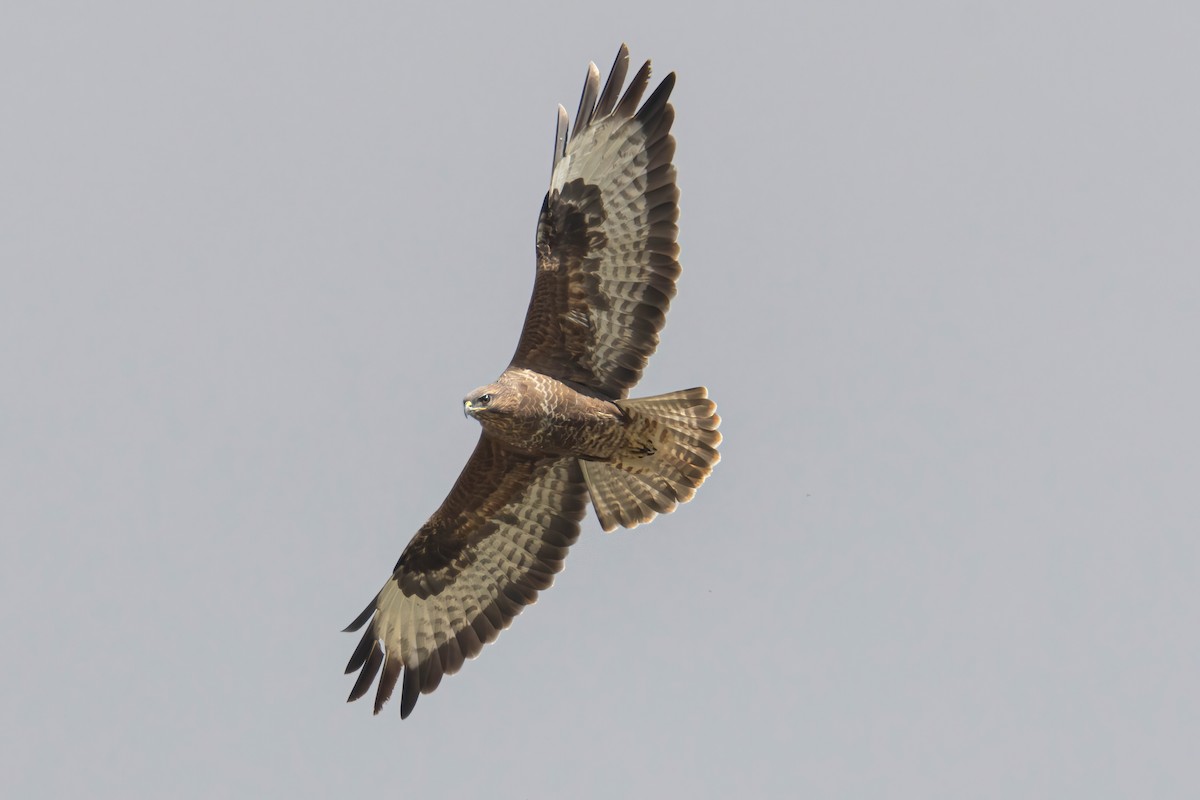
[478,394,492,405]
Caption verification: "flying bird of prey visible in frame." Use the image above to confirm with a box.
[344,45,721,718]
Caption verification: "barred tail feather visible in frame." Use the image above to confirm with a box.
[581,387,721,531]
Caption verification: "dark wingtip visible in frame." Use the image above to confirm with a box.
[346,641,383,703]
[373,656,402,715]
[400,667,421,719]
[636,72,676,124]
[344,626,377,674]
[343,597,377,633]
[616,59,653,118]
[594,44,631,120]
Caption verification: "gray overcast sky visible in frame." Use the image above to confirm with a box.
[3,1,1198,797]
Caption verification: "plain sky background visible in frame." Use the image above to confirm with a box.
[3,1,1198,797]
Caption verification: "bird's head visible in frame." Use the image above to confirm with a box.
[463,383,509,421]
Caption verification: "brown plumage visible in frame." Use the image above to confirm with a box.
[345,45,721,719]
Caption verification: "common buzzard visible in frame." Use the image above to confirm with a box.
[344,45,721,718]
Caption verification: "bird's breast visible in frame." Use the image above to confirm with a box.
[482,371,625,459]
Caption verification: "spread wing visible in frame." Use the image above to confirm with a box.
[344,435,588,718]
[509,44,681,399]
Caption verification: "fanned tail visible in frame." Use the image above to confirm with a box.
[581,387,721,531]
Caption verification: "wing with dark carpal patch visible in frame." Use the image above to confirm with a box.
[344,435,588,718]
[509,44,681,399]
